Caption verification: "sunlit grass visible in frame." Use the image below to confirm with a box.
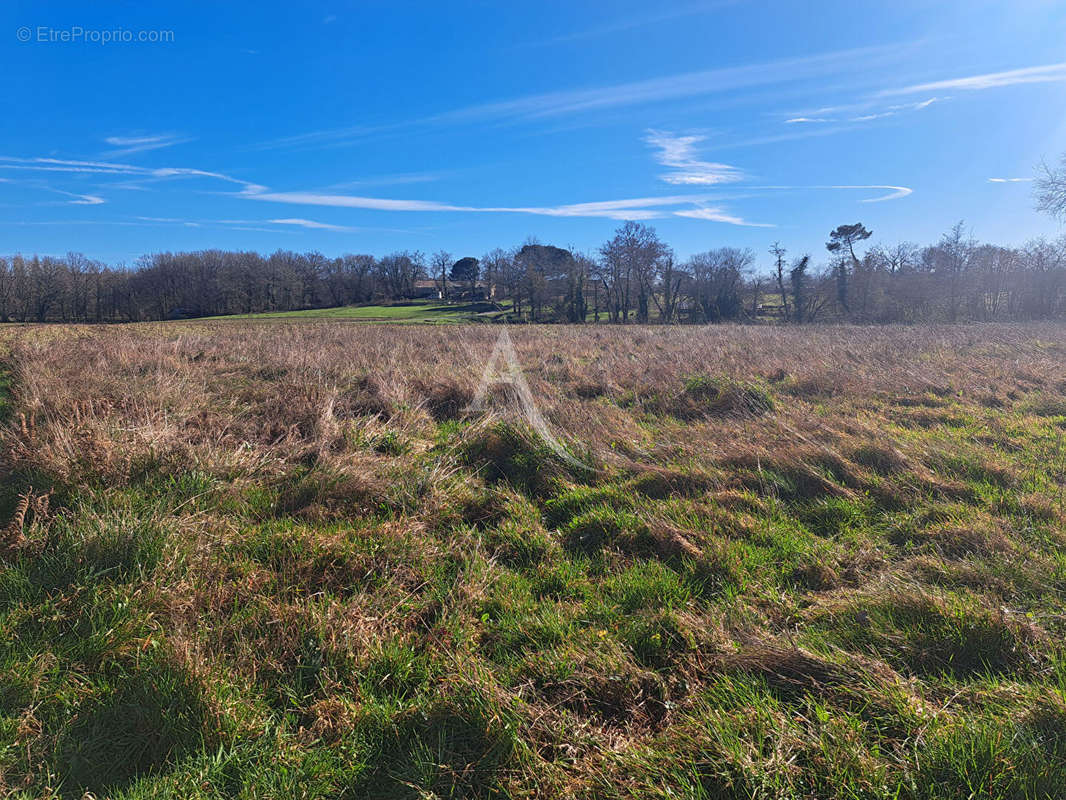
[1,321,1065,797]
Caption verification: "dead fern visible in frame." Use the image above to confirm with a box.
[1,488,50,557]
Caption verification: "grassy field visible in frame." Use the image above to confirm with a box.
[205,300,508,323]
[1,321,1066,798]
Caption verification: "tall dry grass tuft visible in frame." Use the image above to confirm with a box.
[5,321,1065,488]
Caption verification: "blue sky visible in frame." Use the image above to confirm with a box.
[2,0,1065,269]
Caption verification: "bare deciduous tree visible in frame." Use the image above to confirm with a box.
[598,221,669,323]
[686,248,752,323]
[769,242,789,321]
[431,250,452,301]
[1036,153,1066,222]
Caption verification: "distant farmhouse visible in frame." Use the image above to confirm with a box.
[411,279,487,301]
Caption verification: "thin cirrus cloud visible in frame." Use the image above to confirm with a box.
[817,184,912,202]
[673,206,772,227]
[256,42,915,150]
[644,130,745,185]
[741,184,912,202]
[0,148,907,231]
[785,97,943,124]
[321,172,445,190]
[878,62,1066,96]
[101,133,192,158]
[641,130,910,214]
[497,195,740,221]
[0,156,265,193]
[0,178,108,206]
[434,43,907,124]
[52,189,106,205]
[238,188,745,222]
[988,177,1032,183]
[523,0,742,47]
[135,216,344,233]
[781,60,1066,130]
[4,154,735,224]
[268,217,356,232]
[251,122,407,152]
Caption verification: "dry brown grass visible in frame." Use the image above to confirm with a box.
[6,321,1066,487]
[3,320,1066,798]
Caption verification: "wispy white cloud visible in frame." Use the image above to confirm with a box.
[252,122,409,152]
[784,97,944,125]
[0,156,265,192]
[242,187,727,222]
[988,177,1032,183]
[438,44,907,125]
[640,128,909,214]
[498,195,717,221]
[739,184,913,202]
[241,190,470,212]
[3,152,754,225]
[0,178,108,206]
[239,125,910,227]
[524,1,741,46]
[879,62,1066,96]
[318,172,445,190]
[134,215,410,234]
[826,184,912,202]
[53,189,106,205]
[908,97,942,110]
[644,130,745,185]
[101,133,191,158]
[0,156,149,176]
[0,219,162,227]
[673,206,773,227]
[256,42,912,150]
[150,167,265,191]
[138,216,288,232]
[239,186,766,224]
[268,217,355,232]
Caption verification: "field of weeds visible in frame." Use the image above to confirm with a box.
[1,321,1066,798]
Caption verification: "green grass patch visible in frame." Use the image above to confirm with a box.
[807,590,1044,678]
[203,300,506,324]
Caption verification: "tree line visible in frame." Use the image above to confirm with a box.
[1,220,1065,324]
